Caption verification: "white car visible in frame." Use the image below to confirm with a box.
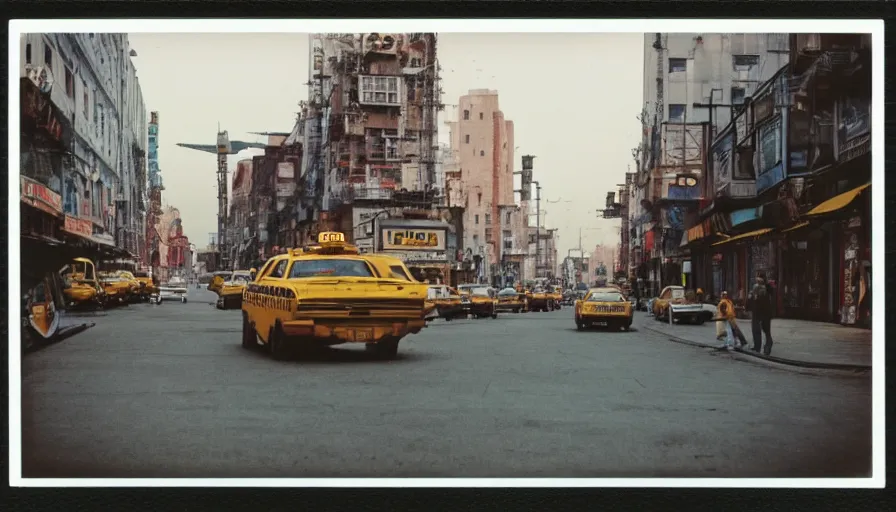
[152,278,188,305]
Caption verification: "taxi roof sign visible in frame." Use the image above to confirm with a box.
[318,232,345,244]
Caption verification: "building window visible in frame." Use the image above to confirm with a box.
[485,213,491,225]
[465,134,470,144]
[82,80,89,118]
[505,211,512,225]
[669,58,687,73]
[472,234,479,249]
[64,67,74,98]
[479,112,484,120]
[25,43,31,64]
[733,55,760,71]
[358,75,400,106]
[463,110,470,120]
[480,150,485,157]
[668,104,686,123]
[485,228,493,243]
[474,214,479,225]
[100,104,105,139]
[731,87,746,105]
[44,45,52,69]
[503,230,512,250]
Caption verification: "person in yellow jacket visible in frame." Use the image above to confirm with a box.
[717,291,747,348]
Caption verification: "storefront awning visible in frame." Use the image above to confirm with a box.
[782,221,810,233]
[807,183,870,216]
[711,228,774,247]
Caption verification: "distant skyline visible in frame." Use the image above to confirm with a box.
[128,32,642,257]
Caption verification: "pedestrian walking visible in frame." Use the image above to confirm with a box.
[748,272,774,355]
[716,291,747,348]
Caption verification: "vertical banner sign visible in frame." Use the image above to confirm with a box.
[841,230,860,325]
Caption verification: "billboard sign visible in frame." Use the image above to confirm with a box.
[381,228,447,251]
[21,176,63,215]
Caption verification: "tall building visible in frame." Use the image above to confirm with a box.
[446,89,530,286]
[629,33,790,296]
[19,33,147,275]
[295,33,461,284]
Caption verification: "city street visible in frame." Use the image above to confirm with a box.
[21,289,871,478]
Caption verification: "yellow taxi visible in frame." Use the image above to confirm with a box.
[132,270,158,299]
[574,287,633,331]
[216,270,255,310]
[207,271,233,294]
[62,257,105,309]
[112,270,143,302]
[456,284,498,319]
[527,286,551,312]
[425,284,465,321]
[241,232,430,360]
[97,271,134,305]
[496,287,525,313]
[547,285,563,310]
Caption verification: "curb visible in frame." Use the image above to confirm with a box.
[642,325,872,372]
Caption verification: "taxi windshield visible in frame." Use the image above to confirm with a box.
[587,292,625,302]
[498,288,517,296]
[669,288,686,300]
[288,259,374,279]
[466,287,491,297]
[231,274,251,284]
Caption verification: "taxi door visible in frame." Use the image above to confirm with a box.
[27,275,61,339]
[250,257,291,343]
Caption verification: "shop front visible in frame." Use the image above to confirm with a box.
[778,222,833,322]
[376,219,454,285]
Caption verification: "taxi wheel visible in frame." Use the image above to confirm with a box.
[269,323,290,361]
[241,313,256,349]
[576,320,585,331]
[491,311,498,319]
[367,337,399,359]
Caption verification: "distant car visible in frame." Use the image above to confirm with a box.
[653,286,705,324]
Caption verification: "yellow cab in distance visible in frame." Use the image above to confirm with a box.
[132,270,158,299]
[97,271,134,305]
[112,270,143,301]
[241,232,430,360]
[456,284,498,319]
[61,257,105,309]
[496,287,525,313]
[527,285,552,312]
[217,269,255,310]
[575,287,633,331]
[425,284,465,321]
[207,271,233,294]
[547,285,563,311]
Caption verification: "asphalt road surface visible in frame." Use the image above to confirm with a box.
[21,288,872,478]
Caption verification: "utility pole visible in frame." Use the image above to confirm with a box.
[534,181,541,279]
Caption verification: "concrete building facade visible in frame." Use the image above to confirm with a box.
[629,33,791,296]
[446,89,530,286]
[19,33,148,266]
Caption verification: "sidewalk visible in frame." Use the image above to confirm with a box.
[643,316,872,369]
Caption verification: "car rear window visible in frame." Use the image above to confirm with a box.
[670,289,685,299]
[288,259,374,279]
[134,272,149,278]
[587,293,625,302]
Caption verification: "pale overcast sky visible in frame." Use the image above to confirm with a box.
[128,32,643,258]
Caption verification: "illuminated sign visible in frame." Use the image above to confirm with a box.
[319,232,345,243]
[382,228,446,251]
[63,215,93,238]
